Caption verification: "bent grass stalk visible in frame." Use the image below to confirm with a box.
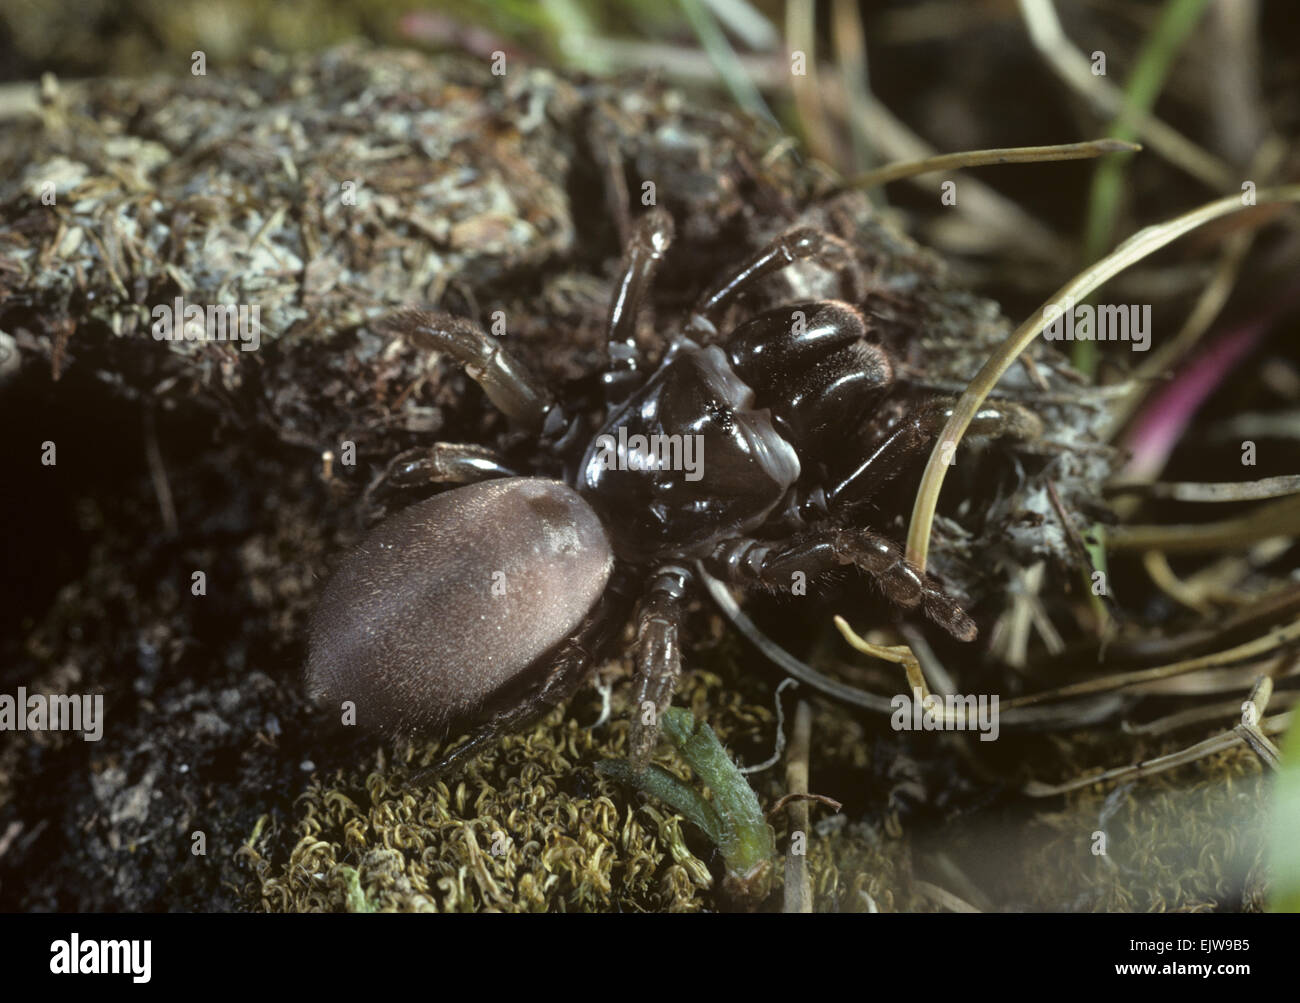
[905,185,1300,573]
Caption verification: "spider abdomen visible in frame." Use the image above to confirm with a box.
[305,477,614,734]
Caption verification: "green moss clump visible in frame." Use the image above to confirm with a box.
[235,665,926,912]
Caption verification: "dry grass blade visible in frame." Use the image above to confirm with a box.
[785,0,837,164]
[816,77,1070,261]
[833,615,930,697]
[1142,550,1212,616]
[1124,688,1300,736]
[698,562,895,712]
[1106,493,1300,552]
[1107,474,1300,502]
[840,138,1140,190]
[830,0,874,173]
[1025,711,1291,796]
[1005,617,1300,709]
[1017,0,1234,188]
[905,184,1300,572]
[678,0,779,130]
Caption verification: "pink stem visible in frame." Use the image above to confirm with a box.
[1121,322,1267,480]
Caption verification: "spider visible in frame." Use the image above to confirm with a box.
[306,207,984,774]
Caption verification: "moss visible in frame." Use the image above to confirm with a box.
[239,671,738,911]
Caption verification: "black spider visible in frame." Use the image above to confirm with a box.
[306,208,980,773]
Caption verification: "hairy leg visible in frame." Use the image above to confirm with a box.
[690,227,861,332]
[603,208,675,406]
[826,404,945,512]
[378,442,515,489]
[362,442,517,516]
[827,400,1041,512]
[628,564,692,769]
[707,532,976,641]
[378,309,555,431]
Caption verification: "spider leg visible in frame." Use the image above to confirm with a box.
[826,404,945,512]
[603,207,675,406]
[363,442,517,512]
[725,300,875,379]
[724,300,893,449]
[424,644,593,778]
[378,309,554,431]
[707,532,976,641]
[691,227,860,330]
[827,400,1044,512]
[628,564,692,769]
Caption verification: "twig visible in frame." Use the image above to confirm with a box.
[1235,722,1282,771]
[770,791,842,817]
[1025,710,1291,796]
[783,700,814,914]
[1236,675,1282,771]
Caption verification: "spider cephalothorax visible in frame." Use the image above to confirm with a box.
[306,207,980,771]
